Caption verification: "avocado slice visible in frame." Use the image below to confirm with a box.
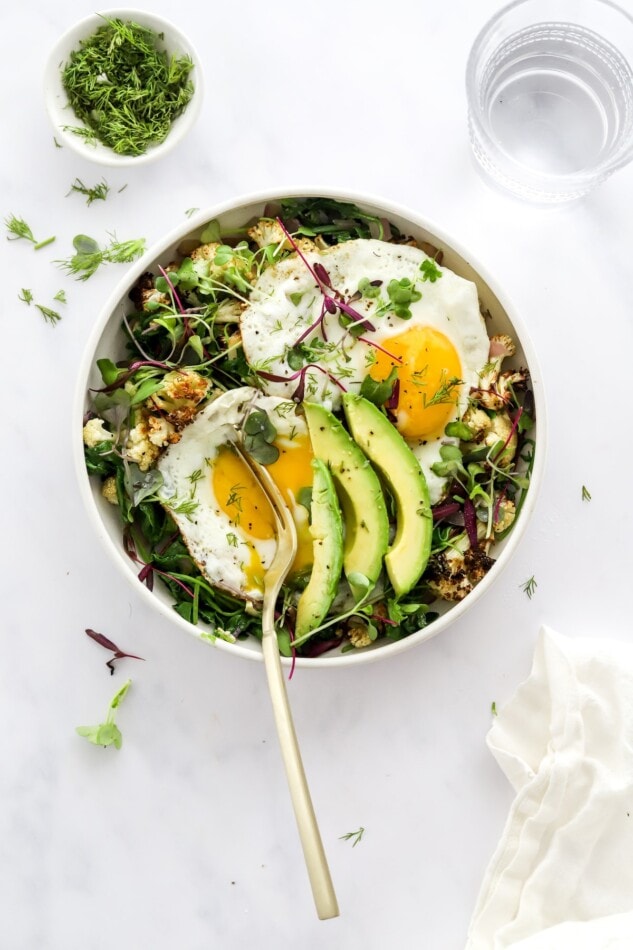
[295,458,344,641]
[342,394,432,598]
[304,402,389,597]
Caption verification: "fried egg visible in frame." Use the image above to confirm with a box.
[157,387,314,601]
[240,239,490,502]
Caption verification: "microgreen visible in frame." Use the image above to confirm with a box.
[18,288,33,305]
[339,827,365,847]
[582,485,591,502]
[85,628,144,675]
[57,233,146,280]
[68,177,110,205]
[359,367,399,407]
[445,420,474,440]
[243,409,279,464]
[358,277,382,299]
[521,575,537,599]
[384,277,421,320]
[4,214,55,250]
[61,17,195,156]
[420,258,442,282]
[76,678,131,749]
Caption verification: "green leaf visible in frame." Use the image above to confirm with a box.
[200,220,221,243]
[73,234,99,254]
[420,258,442,283]
[359,366,398,406]
[97,358,122,386]
[358,277,382,299]
[289,291,304,306]
[347,572,372,601]
[187,334,204,360]
[445,420,474,440]
[130,377,163,406]
[125,464,164,506]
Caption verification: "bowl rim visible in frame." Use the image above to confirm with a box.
[73,185,547,668]
[43,7,204,167]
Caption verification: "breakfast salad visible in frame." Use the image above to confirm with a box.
[83,197,535,658]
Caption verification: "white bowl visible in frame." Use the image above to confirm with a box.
[44,9,203,166]
[73,188,546,666]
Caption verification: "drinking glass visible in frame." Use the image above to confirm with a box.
[466,0,633,202]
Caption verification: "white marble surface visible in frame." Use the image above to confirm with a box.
[2,1,633,948]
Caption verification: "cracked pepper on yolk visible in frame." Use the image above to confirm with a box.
[370,326,463,440]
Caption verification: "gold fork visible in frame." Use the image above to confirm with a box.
[233,441,339,921]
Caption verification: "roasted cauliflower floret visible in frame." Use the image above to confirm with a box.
[101,476,118,505]
[470,334,521,410]
[348,622,373,649]
[125,420,160,471]
[148,370,210,428]
[483,411,517,466]
[426,547,495,602]
[247,218,292,250]
[216,299,244,323]
[83,418,114,448]
[146,414,179,447]
[493,498,516,533]
[462,406,491,439]
[190,242,255,289]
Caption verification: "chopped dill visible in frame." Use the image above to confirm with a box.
[4,214,55,250]
[68,177,110,205]
[34,304,62,326]
[520,575,537,599]
[61,16,195,156]
[57,233,146,281]
[18,288,33,305]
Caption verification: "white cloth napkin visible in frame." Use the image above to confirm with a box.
[466,626,633,949]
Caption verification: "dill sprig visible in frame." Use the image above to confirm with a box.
[61,17,195,156]
[5,214,55,250]
[57,233,146,281]
[339,827,365,847]
[68,177,110,205]
[35,304,62,326]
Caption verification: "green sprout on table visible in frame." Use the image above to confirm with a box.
[76,679,132,749]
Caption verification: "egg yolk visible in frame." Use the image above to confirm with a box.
[212,433,315,583]
[369,326,462,440]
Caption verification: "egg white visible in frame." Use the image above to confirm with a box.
[240,239,490,502]
[156,387,308,601]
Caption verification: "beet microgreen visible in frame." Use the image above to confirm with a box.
[85,628,145,675]
[4,214,55,250]
[76,678,131,750]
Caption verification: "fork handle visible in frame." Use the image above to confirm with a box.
[261,632,340,920]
